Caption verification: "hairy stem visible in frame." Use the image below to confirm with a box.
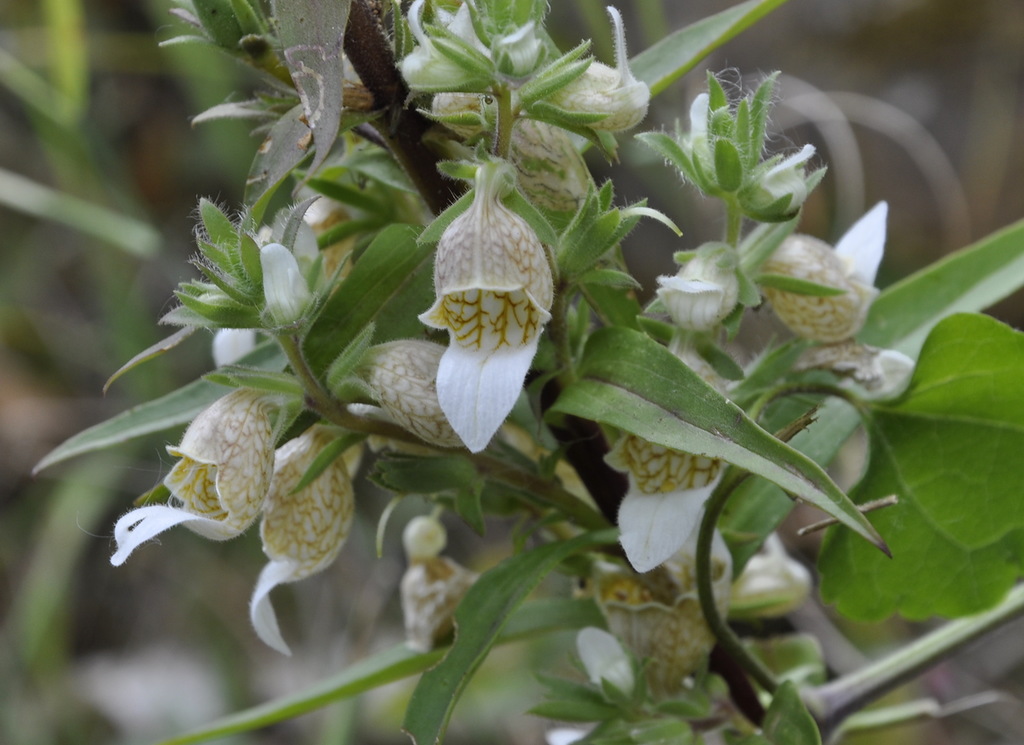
[696,472,779,695]
[804,583,1024,739]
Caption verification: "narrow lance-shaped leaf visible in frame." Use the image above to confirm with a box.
[34,342,286,473]
[271,0,351,176]
[630,0,792,96]
[550,327,885,551]
[152,598,603,745]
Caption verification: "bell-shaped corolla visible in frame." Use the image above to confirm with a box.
[419,162,553,452]
[250,425,356,655]
[111,388,275,566]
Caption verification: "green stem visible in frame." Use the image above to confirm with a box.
[804,583,1024,739]
[724,196,743,246]
[696,472,779,695]
[493,84,515,160]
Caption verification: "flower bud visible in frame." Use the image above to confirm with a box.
[400,0,492,92]
[250,425,356,654]
[403,515,447,562]
[576,627,635,697]
[730,535,811,619]
[656,244,739,331]
[740,144,816,220]
[400,516,478,651]
[212,328,256,367]
[547,7,649,131]
[493,21,542,78]
[762,202,887,342]
[365,340,464,448]
[260,242,311,326]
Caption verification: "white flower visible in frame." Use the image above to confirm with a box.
[365,340,464,448]
[250,425,355,655]
[592,530,732,698]
[547,6,649,132]
[260,242,311,326]
[576,627,635,696]
[655,245,739,331]
[400,0,488,92]
[212,328,256,367]
[755,144,816,211]
[763,202,888,342]
[730,534,811,618]
[419,162,553,452]
[607,434,723,573]
[399,516,478,651]
[111,388,275,566]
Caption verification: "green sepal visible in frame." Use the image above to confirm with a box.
[516,40,592,107]
[505,188,558,245]
[202,367,304,397]
[192,0,244,48]
[418,190,475,245]
[327,323,376,393]
[199,198,239,245]
[289,430,365,494]
[714,138,744,192]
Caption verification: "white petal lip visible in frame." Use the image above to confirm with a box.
[435,336,539,452]
[260,242,311,325]
[576,626,634,694]
[212,328,256,367]
[835,201,887,286]
[111,505,237,566]
[617,485,714,573]
[249,560,303,656]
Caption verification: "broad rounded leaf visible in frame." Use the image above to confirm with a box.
[820,314,1024,620]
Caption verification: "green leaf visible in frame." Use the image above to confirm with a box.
[762,681,822,745]
[820,314,1024,620]
[371,452,483,496]
[244,103,311,222]
[861,217,1024,356]
[0,167,161,257]
[550,327,885,551]
[153,597,600,745]
[271,0,351,176]
[304,224,434,373]
[402,529,618,745]
[630,0,792,96]
[103,327,196,394]
[756,273,847,296]
[722,220,1024,569]
[33,342,286,473]
[198,197,238,245]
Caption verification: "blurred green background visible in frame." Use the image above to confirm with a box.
[1,1,1022,743]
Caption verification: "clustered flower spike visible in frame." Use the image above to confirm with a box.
[400,0,491,92]
[111,388,275,566]
[548,6,649,131]
[250,425,356,655]
[763,202,888,342]
[419,161,553,452]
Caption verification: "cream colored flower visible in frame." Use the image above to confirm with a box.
[364,340,463,448]
[419,161,553,452]
[656,244,739,331]
[399,516,478,651]
[547,6,649,131]
[111,388,275,566]
[593,530,731,698]
[607,434,723,573]
[250,425,355,655]
[763,202,887,342]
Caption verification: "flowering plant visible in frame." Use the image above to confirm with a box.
[28,0,1024,743]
